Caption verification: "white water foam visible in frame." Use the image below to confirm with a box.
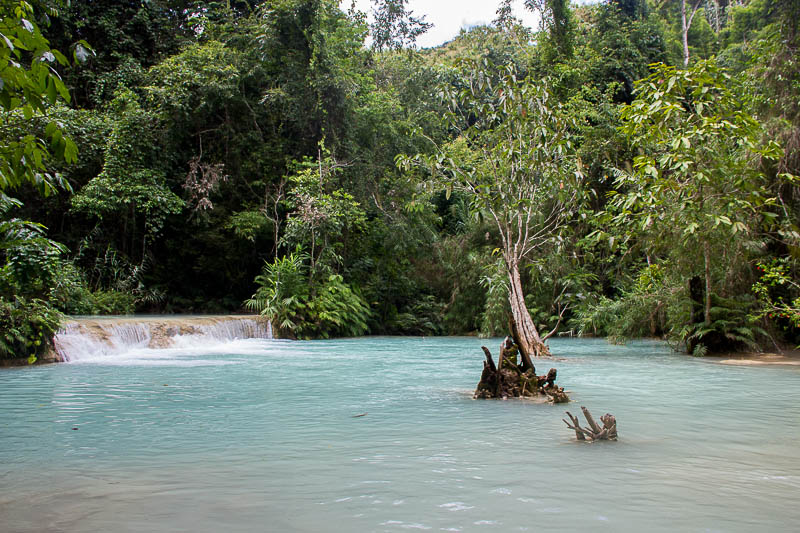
[53,317,273,364]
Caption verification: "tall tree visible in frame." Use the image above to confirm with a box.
[610,60,784,326]
[526,0,576,61]
[370,0,432,51]
[680,0,704,66]
[401,61,582,363]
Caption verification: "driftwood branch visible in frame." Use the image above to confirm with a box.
[581,406,602,434]
[562,411,585,441]
[563,406,618,441]
[481,346,496,372]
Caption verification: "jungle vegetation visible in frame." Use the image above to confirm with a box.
[1,0,799,361]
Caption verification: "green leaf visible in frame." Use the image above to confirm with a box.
[0,32,14,51]
[45,77,57,103]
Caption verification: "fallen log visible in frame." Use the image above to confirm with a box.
[563,406,618,441]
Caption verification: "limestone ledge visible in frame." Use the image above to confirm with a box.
[2,315,271,367]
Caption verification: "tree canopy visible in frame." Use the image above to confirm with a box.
[2,0,799,359]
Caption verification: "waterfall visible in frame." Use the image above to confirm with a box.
[180,318,273,342]
[53,316,273,363]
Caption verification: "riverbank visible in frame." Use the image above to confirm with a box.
[0,350,60,367]
[713,349,800,366]
[5,321,798,368]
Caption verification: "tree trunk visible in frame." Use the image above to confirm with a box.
[681,0,690,67]
[507,259,550,365]
[703,240,712,324]
[681,0,703,67]
[689,275,704,324]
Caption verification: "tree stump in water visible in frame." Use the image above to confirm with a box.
[562,406,618,441]
[473,337,569,403]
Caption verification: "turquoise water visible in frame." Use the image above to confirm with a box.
[1,337,799,532]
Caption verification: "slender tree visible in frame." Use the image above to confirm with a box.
[680,0,704,66]
[401,61,582,363]
[525,0,576,60]
[611,60,784,326]
[370,0,432,51]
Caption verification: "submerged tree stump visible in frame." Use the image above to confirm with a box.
[473,337,569,403]
[563,406,618,441]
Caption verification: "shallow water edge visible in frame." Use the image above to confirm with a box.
[5,314,797,368]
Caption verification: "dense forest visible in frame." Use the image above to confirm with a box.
[2,0,799,361]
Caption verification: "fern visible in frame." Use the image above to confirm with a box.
[245,253,371,339]
[676,294,767,354]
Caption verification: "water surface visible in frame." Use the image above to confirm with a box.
[1,337,799,532]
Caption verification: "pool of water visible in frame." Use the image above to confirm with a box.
[1,337,799,532]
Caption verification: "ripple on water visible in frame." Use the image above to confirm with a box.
[1,336,799,533]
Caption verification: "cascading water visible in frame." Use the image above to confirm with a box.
[53,316,273,362]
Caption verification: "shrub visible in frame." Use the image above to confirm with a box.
[245,250,310,337]
[310,275,372,338]
[0,297,62,362]
[245,251,372,339]
[676,294,767,355]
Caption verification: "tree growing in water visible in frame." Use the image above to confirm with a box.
[400,61,583,365]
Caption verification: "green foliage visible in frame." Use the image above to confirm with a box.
[72,241,160,313]
[245,250,309,334]
[720,0,772,48]
[145,41,240,120]
[400,58,585,345]
[752,258,800,335]
[1,217,62,288]
[422,24,533,68]
[44,0,196,107]
[0,0,78,201]
[47,260,136,315]
[281,153,367,273]
[71,89,183,258]
[596,59,783,337]
[1,196,140,317]
[0,296,61,361]
[400,59,583,272]
[0,0,793,355]
[677,294,767,355]
[311,274,371,338]
[572,295,623,339]
[245,250,371,339]
[480,257,511,338]
[527,0,577,61]
[226,210,272,243]
[572,263,677,342]
[370,0,432,51]
[587,4,668,102]
[389,294,443,336]
[432,230,490,335]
